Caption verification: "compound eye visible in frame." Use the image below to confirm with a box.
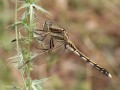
[61,28,65,31]
[48,21,52,25]
[50,22,52,26]
[45,21,52,26]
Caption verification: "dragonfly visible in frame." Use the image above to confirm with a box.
[32,21,112,78]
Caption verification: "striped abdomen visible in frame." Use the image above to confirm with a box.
[65,41,112,78]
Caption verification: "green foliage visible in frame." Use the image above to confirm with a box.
[7,0,51,90]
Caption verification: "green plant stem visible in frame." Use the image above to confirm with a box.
[26,5,32,90]
[15,0,48,89]
[15,0,26,87]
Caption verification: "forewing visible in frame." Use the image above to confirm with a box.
[32,39,66,66]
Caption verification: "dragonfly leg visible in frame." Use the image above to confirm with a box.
[35,34,47,41]
[38,37,54,51]
[34,33,49,50]
[36,37,54,51]
[49,37,54,49]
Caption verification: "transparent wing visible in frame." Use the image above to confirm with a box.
[33,41,65,66]
[33,9,62,31]
[20,38,66,68]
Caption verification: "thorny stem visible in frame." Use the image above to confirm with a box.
[15,0,49,89]
[25,3,33,90]
[15,0,33,89]
[15,0,26,87]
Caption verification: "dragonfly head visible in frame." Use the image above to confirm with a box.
[43,21,52,32]
[44,21,52,27]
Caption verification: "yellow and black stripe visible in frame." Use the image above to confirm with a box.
[65,41,112,78]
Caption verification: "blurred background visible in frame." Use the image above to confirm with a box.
[0,0,120,90]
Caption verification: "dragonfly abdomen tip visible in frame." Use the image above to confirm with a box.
[108,73,112,78]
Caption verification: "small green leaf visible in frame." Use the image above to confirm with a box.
[7,54,22,61]
[21,11,27,20]
[31,78,50,90]
[32,4,51,15]
[7,53,24,68]
[7,84,22,90]
[7,21,22,30]
[17,3,30,11]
